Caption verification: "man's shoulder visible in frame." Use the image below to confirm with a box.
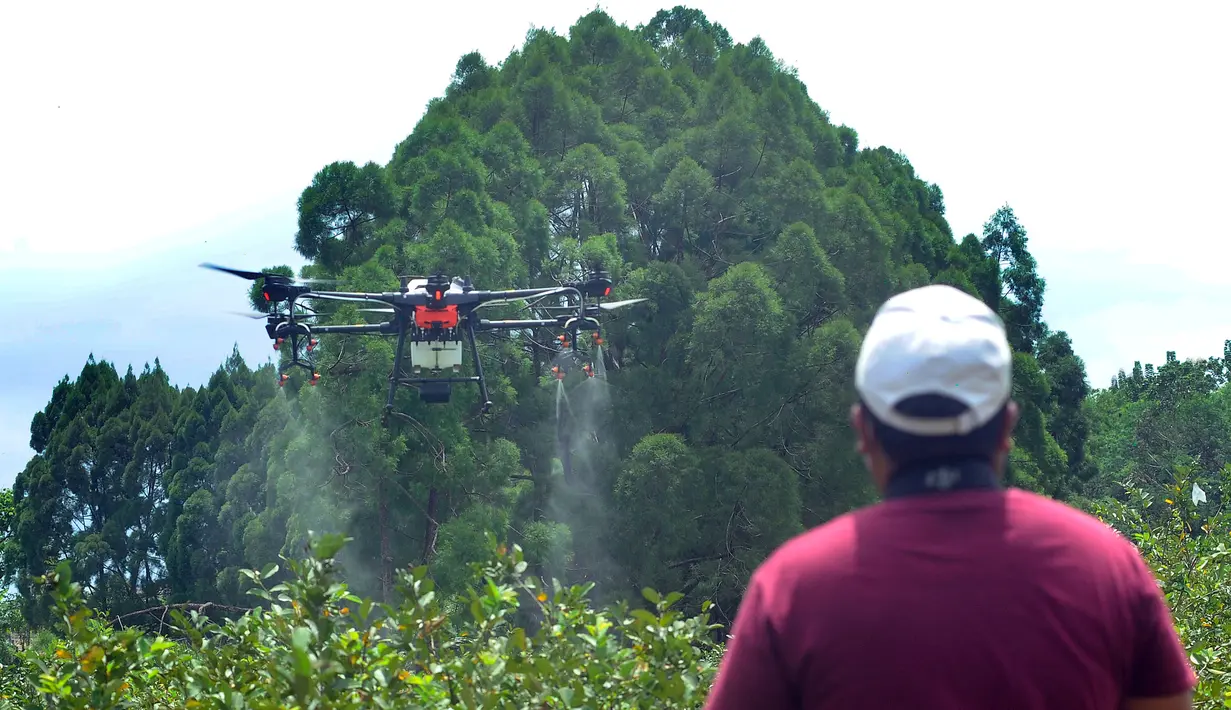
[753,506,868,582]
[1002,488,1140,549]
[755,488,1141,581]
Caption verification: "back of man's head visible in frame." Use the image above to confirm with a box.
[853,285,1015,471]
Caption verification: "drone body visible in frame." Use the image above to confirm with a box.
[202,263,643,418]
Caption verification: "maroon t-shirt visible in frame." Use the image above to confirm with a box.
[704,487,1196,709]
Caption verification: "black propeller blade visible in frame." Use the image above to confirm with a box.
[201,263,338,286]
[201,263,283,281]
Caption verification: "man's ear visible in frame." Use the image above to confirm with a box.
[999,400,1020,451]
[850,403,870,455]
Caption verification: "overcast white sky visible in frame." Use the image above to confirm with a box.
[1,0,1228,488]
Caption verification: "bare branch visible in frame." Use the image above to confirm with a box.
[110,602,248,629]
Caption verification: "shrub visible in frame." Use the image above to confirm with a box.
[1084,463,1231,709]
[2,477,1227,708]
[0,533,722,709]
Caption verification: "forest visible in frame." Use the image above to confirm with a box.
[0,7,1227,708]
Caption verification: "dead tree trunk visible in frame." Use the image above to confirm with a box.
[379,481,392,604]
[422,487,440,562]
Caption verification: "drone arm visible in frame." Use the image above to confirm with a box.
[310,323,397,335]
[470,286,573,311]
[474,287,570,302]
[303,292,397,305]
[469,286,584,316]
[475,319,561,330]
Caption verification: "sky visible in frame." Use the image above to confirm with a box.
[0,0,1228,488]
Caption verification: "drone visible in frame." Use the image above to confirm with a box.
[202,263,644,417]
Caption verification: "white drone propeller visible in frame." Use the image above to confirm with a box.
[598,298,646,310]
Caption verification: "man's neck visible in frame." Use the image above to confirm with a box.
[882,456,1001,500]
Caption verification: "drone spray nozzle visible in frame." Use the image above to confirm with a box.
[551,365,565,381]
[309,373,321,386]
[582,363,594,378]
[273,337,284,351]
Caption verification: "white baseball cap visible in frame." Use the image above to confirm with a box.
[855,284,1012,436]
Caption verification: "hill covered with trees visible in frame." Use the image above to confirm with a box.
[0,6,1227,707]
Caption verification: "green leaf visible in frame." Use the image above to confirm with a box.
[311,533,350,561]
[630,609,659,626]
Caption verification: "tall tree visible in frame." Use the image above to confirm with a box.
[0,487,14,588]
[980,204,1046,353]
[295,161,395,269]
[1037,331,1093,480]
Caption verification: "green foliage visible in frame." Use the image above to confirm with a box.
[295,161,395,270]
[980,205,1045,353]
[0,593,23,667]
[1078,345,1231,706]
[0,491,1224,707]
[0,535,721,709]
[0,487,13,588]
[1085,464,1231,709]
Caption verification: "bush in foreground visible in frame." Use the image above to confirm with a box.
[2,482,1227,709]
[1085,463,1231,708]
[0,534,721,709]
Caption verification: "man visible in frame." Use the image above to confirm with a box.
[704,284,1196,710]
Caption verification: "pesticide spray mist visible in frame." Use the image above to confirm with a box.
[546,341,625,598]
